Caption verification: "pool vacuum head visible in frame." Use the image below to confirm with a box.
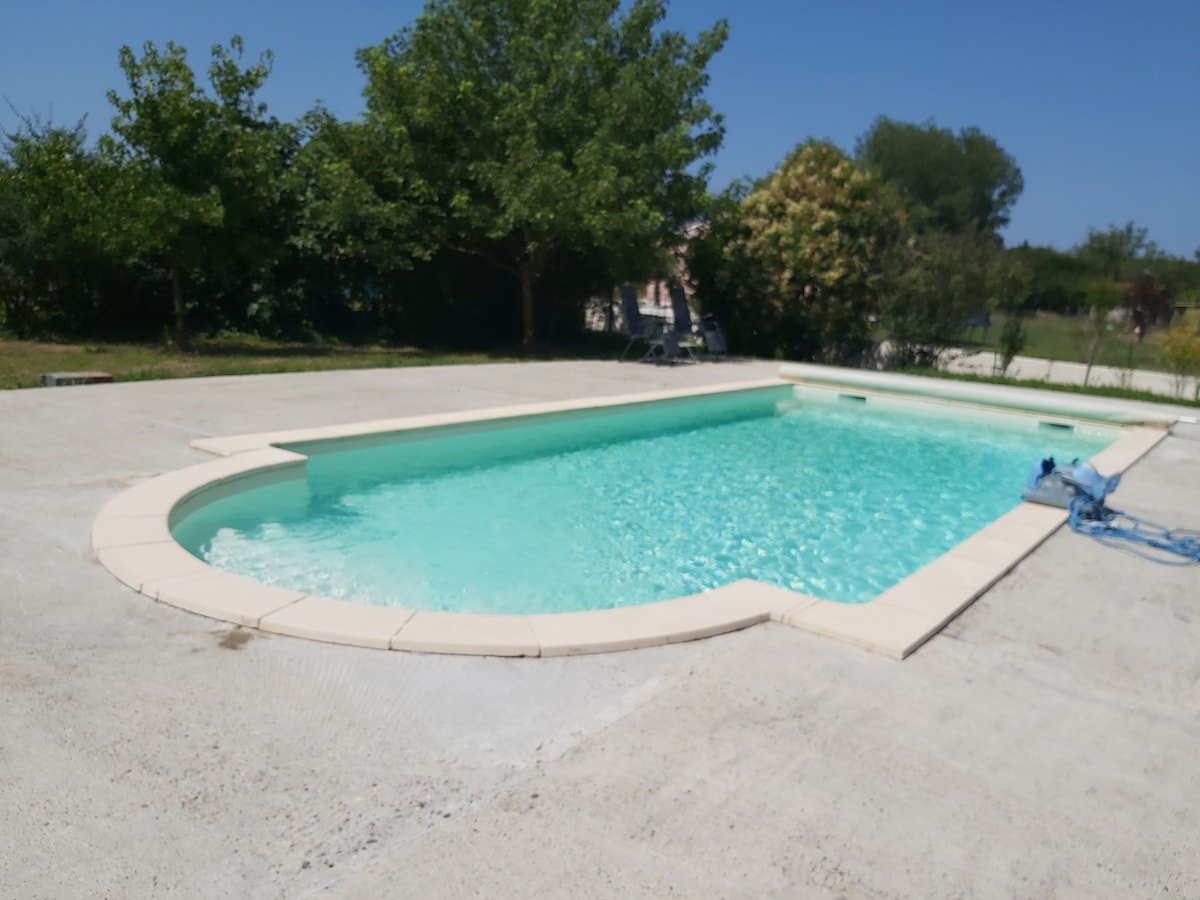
[1023,458,1121,510]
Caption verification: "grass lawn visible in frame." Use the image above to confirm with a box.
[899,366,1199,408]
[0,334,625,390]
[4,316,1192,408]
[969,312,1168,371]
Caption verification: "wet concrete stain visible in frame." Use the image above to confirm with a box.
[217,628,256,650]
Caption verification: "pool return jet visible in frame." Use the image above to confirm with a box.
[1024,458,1200,565]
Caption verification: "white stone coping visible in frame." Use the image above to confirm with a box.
[778,361,1181,426]
[91,377,1168,659]
[189,379,788,457]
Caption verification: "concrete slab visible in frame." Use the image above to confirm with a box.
[2,360,1198,899]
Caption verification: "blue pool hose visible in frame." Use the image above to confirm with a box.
[1068,495,1200,566]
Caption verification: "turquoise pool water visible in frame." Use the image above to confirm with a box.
[172,387,1115,613]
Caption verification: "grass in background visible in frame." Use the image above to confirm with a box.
[969,313,1168,371]
[0,333,626,390]
[899,367,1200,408]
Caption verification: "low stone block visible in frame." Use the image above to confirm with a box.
[41,371,114,386]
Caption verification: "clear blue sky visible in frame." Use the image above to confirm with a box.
[2,0,1197,257]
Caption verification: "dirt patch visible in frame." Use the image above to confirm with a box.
[216,628,256,650]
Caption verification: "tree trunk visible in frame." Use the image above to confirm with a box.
[520,265,535,348]
[1084,332,1100,387]
[171,264,190,351]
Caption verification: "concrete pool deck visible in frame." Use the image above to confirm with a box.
[3,360,1199,897]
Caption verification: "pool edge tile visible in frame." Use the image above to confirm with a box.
[872,575,988,627]
[527,582,800,657]
[782,600,939,660]
[258,596,414,650]
[96,542,212,594]
[529,607,678,657]
[146,571,308,628]
[634,587,769,645]
[1087,425,1168,473]
[391,612,540,657]
[91,515,173,552]
[96,448,306,517]
[189,379,788,457]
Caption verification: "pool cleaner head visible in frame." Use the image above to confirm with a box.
[1023,458,1120,509]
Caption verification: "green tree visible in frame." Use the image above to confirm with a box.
[1163,314,1200,401]
[1071,223,1200,330]
[684,180,767,354]
[281,109,424,338]
[855,117,1023,237]
[1008,243,1093,313]
[101,37,295,348]
[1148,253,1200,306]
[1073,221,1154,282]
[0,120,117,336]
[290,110,425,275]
[358,0,727,346]
[730,140,908,362]
[996,305,1027,376]
[882,230,1030,368]
[1070,280,1125,387]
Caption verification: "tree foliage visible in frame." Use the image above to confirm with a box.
[1073,221,1155,282]
[101,37,298,348]
[855,117,1023,237]
[0,120,124,336]
[703,141,907,362]
[1008,243,1092,313]
[1163,314,1200,401]
[1,9,730,351]
[683,180,766,351]
[1010,223,1200,327]
[882,230,1030,368]
[1069,221,1195,325]
[8,11,1200,370]
[358,0,727,345]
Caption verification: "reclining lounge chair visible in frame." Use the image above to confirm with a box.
[668,285,727,360]
[618,286,673,363]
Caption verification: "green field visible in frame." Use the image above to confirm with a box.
[1,315,1190,404]
[967,312,1169,371]
[0,329,648,390]
[0,338,526,390]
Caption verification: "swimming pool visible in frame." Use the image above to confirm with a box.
[93,375,1167,657]
[170,384,1113,614]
